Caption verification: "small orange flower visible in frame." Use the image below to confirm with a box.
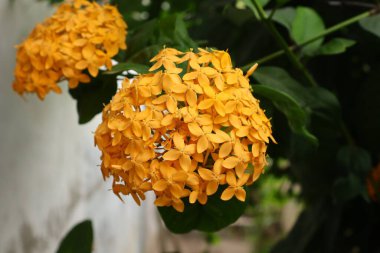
[12,0,127,99]
[95,47,275,212]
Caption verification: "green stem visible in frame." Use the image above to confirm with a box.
[243,7,380,69]
[251,0,318,87]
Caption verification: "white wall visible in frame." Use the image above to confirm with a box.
[0,1,159,252]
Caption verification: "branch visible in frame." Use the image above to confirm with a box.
[242,7,380,69]
[251,0,318,87]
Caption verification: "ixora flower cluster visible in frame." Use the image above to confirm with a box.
[95,48,275,212]
[12,0,127,99]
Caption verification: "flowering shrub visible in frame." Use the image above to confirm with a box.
[12,0,380,248]
[94,48,275,212]
[12,0,127,99]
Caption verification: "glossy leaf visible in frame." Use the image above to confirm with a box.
[291,7,325,55]
[56,220,93,253]
[158,187,247,234]
[69,73,117,124]
[316,38,356,56]
[359,14,380,38]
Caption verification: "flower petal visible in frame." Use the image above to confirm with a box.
[197,135,209,153]
[206,181,218,195]
[222,156,240,169]
[235,188,246,202]
[221,187,235,201]
[152,180,169,191]
[219,142,232,158]
[163,149,181,161]
[198,168,214,181]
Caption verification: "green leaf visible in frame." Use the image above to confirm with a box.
[336,146,372,177]
[359,14,380,38]
[69,73,117,124]
[271,7,296,32]
[56,220,93,253]
[305,86,341,125]
[316,38,356,56]
[253,66,342,126]
[253,66,308,104]
[291,7,325,55]
[104,62,149,75]
[158,187,247,233]
[333,174,364,204]
[252,66,317,143]
[253,85,317,144]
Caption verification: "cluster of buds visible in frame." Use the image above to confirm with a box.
[95,48,275,212]
[13,0,127,99]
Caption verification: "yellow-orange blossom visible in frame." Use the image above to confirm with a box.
[95,48,275,212]
[13,0,127,99]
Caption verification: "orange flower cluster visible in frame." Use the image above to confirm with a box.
[367,163,380,202]
[95,48,275,212]
[13,0,127,99]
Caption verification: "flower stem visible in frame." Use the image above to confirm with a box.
[250,0,318,87]
[242,7,380,69]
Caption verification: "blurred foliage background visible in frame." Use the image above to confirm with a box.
[46,0,380,252]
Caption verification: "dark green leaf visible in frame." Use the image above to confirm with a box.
[253,84,317,144]
[291,7,325,55]
[333,174,363,204]
[305,86,341,125]
[56,220,93,253]
[158,187,247,233]
[336,146,372,177]
[104,62,149,75]
[359,14,380,38]
[316,38,356,56]
[252,67,317,143]
[69,73,117,124]
[271,7,296,32]
[254,66,342,127]
[254,66,308,105]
